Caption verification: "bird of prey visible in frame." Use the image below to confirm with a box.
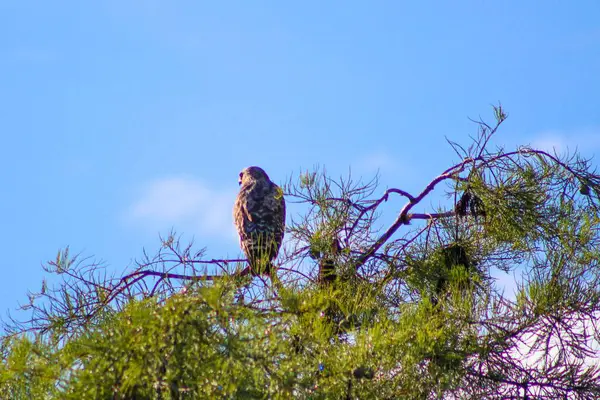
[233,166,286,276]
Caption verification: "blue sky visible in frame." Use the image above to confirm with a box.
[1,1,599,322]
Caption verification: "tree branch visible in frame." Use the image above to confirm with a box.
[354,160,472,270]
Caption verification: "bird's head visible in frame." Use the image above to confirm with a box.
[238,166,270,186]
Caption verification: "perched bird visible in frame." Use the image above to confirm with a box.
[233,166,286,276]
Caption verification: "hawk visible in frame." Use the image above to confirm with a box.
[233,166,286,276]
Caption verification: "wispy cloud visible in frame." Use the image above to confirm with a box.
[530,132,567,153]
[529,128,600,155]
[358,151,397,172]
[354,150,425,189]
[126,176,237,241]
[357,151,399,174]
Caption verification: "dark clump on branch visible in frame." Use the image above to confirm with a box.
[442,242,472,270]
[291,334,304,354]
[580,181,591,196]
[431,242,478,306]
[316,238,341,285]
[469,193,486,218]
[352,366,374,380]
[455,191,472,217]
[455,188,486,218]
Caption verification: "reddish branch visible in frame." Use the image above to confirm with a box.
[354,158,474,270]
[102,258,249,308]
[352,143,585,271]
[347,188,416,238]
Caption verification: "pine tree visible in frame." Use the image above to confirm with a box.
[3,106,600,399]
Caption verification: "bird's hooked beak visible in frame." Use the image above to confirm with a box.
[238,172,243,186]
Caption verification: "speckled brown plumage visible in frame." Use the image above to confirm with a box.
[233,166,286,276]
